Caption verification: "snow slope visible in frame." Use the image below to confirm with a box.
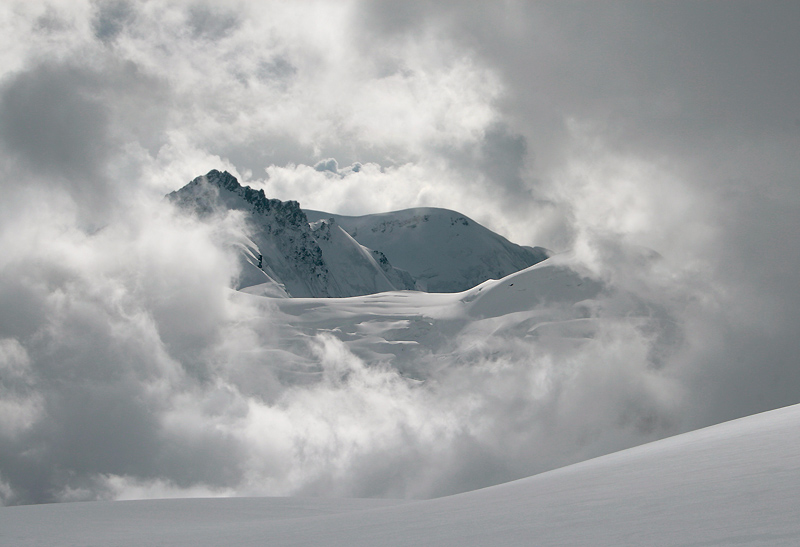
[4,402,800,546]
[305,207,550,292]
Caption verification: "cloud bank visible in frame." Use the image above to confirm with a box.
[1,1,799,504]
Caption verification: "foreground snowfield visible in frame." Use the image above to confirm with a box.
[3,401,800,546]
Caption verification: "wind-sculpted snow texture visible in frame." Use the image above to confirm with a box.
[4,403,800,546]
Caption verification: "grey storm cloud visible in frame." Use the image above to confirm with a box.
[314,158,339,174]
[0,0,799,506]
[360,1,800,193]
[0,64,111,194]
[92,0,134,43]
[0,58,169,223]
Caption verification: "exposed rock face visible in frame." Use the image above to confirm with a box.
[168,170,410,297]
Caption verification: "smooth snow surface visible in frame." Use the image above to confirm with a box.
[3,403,800,546]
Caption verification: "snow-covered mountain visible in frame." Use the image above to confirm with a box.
[168,170,548,297]
[305,207,550,293]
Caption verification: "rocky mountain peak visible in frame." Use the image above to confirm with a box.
[169,170,549,297]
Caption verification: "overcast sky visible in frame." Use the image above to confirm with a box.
[1,1,799,505]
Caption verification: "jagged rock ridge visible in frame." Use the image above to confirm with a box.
[168,170,412,297]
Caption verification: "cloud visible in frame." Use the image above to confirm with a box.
[478,123,529,198]
[313,158,339,174]
[0,183,248,504]
[0,64,111,207]
[92,0,134,43]
[186,3,240,41]
[0,57,169,225]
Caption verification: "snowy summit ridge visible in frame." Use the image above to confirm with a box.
[168,170,549,297]
[306,207,550,293]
